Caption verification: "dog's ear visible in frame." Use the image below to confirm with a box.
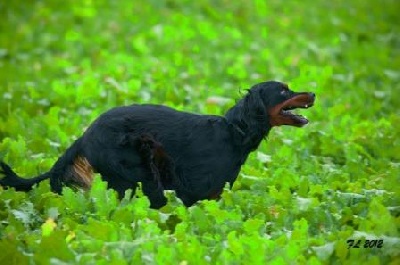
[244,89,268,117]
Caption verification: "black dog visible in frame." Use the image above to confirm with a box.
[0,81,315,208]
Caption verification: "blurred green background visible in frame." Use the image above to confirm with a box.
[0,0,399,264]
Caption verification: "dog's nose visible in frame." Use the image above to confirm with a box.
[309,92,316,100]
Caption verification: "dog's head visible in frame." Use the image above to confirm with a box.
[249,81,316,127]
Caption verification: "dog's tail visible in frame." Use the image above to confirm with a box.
[0,162,51,192]
[0,138,90,193]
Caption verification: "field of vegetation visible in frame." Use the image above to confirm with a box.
[0,0,399,264]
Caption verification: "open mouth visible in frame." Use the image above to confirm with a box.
[281,100,314,125]
[269,93,315,127]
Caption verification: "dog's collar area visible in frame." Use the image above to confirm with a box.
[231,124,245,136]
[268,93,315,127]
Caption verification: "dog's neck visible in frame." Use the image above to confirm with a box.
[225,98,272,154]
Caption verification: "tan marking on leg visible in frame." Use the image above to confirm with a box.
[73,156,94,189]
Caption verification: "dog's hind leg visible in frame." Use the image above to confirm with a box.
[93,152,167,209]
[105,164,167,208]
[136,134,168,208]
[100,173,138,199]
[95,160,166,208]
[91,133,169,208]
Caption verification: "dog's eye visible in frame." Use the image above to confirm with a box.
[280,90,289,96]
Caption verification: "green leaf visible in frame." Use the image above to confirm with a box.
[90,177,118,217]
[41,218,57,236]
[83,218,119,241]
[33,231,75,264]
[0,239,29,265]
[227,231,244,257]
